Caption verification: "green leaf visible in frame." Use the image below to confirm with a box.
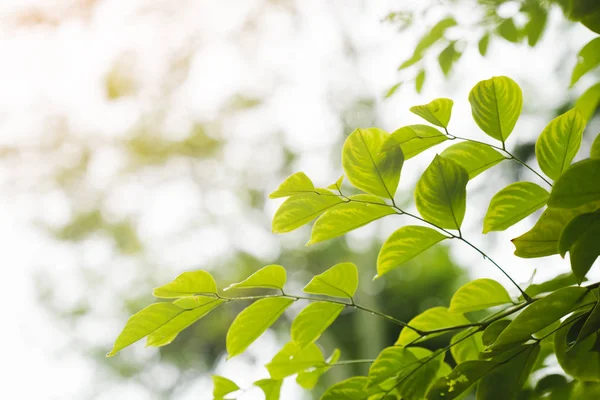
[483,182,549,233]
[592,133,600,159]
[398,54,422,70]
[342,128,404,199]
[296,348,340,389]
[414,17,457,56]
[427,360,497,400]
[578,299,600,344]
[107,302,184,357]
[266,342,325,379]
[409,98,454,129]
[449,279,512,314]
[303,262,358,299]
[451,328,484,364]
[253,379,282,400]
[555,311,600,382]
[225,265,287,291]
[524,273,580,298]
[213,375,240,398]
[396,307,469,346]
[547,159,600,209]
[571,37,600,86]
[524,2,547,47]
[512,199,600,258]
[575,82,600,121]
[476,344,540,400]
[559,210,600,282]
[397,350,444,400]
[272,189,343,233]
[482,320,511,347]
[440,141,505,179]
[321,377,372,400]
[376,226,448,278]
[535,109,586,181]
[478,34,490,57]
[367,346,419,388]
[146,296,224,347]
[226,297,294,358]
[291,302,344,347]
[438,42,461,77]
[415,155,469,230]
[327,175,344,190]
[153,270,217,298]
[385,82,403,99]
[491,287,587,349]
[308,195,395,245]
[496,18,520,43]
[415,69,426,93]
[468,76,523,143]
[388,125,447,159]
[269,172,315,198]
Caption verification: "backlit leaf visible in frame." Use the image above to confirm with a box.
[321,377,371,400]
[303,262,358,299]
[153,270,217,298]
[427,360,497,400]
[296,348,340,389]
[272,189,343,233]
[225,265,287,291]
[449,279,512,314]
[213,375,240,398]
[376,226,448,278]
[536,109,586,181]
[269,172,315,199]
[291,302,344,347]
[483,182,549,233]
[559,210,600,282]
[415,155,469,230]
[469,76,523,143]
[438,42,461,77]
[308,195,395,245]
[575,82,600,121]
[253,379,282,400]
[440,141,505,179]
[547,159,600,209]
[409,98,454,129]
[571,37,600,86]
[226,297,294,358]
[327,175,344,190]
[266,342,325,379]
[524,2,547,47]
[396,307,469,346]
[388,125,447,159]
[367,346,419,388]
[451,328,484,364]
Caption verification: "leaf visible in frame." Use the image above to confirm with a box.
[438,42,461,77]
[440,141,505,179]
[415,69,426,93]
[296,348,340,389]
[213,375,240,398]
[496,18,520,43]
[483,182,549,233]
[592,133,600,159]
[571,37,600,86]
[272,189,344,233]
[468,76,523,143]
[558,210,600,282]
[415,155,469,230]
[269,172,315,198]
[482,320,511,347]
[478,34,490,56]
[396,307,469,346]
[153,270,217,298]
[321,377,371,400]
[524,2,547,47]
[146,296,225,347]
[308,195,395,245]
[385,82,402,99]
[491,287,587,349]
[107,303,184,357]
[388,125,447,159]
[376,226,448,278]
[291,302,344,347]
[303,262,358,299]
[524,272,580,298]
[225,265,287,291]
[449,279,512,314]
[547,159,600,209]
[266,342,325,379]
[451,328,484,364]
[398,17,457,71]
[476,344,540,400]
[409,98,454,129]
[367,346,419,388]
[327,175,344,190]
[575,82,600,121]
[253,379,282,400]
[512,199,600,258]
[535,109,586,181]
[555,311,600,382]
[427,360,497,400]
[578,299,600,344]
[342,128,404,199]
[397,350,444,400]
[226,297,294,358]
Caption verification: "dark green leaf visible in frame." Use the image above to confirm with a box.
[414,17,457,55]
[440,141,505,179]
[451,328,484,364]
[388,125,447,159]
[291,302,344,346]
[524,273,580,298]
[272,189,343,233]
[427,360,497,400]
[555,311,600,382]
[269,172,315,198]
[303,262,358,299]
[571,37,600,86]
[547,159,600,209]
[213,375,240,398]
[409,98,454,129]
[153,270,217,298]
[592,133,600,159]
[225,264,287,291]
[449,279,512,313]
[559,210,600,282]
[482,320,511,347]
[524,2,547,46]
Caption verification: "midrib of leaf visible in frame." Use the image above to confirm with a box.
[358,130,394,201]
[490,199,547,230]
[492,78,504,143]
[438,161,460,231]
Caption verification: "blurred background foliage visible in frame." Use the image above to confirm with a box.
[1,0,598,399]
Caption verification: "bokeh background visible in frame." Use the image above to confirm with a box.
[1,0,598,399]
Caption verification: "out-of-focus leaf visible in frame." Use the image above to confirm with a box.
[321,376,372,400]
[592,133,600,159]
[416,69,426,93]
[571,37,600,86]
[482,320,511,347]
[438,42,462,77]
[478,34,490,56]
[385,82,403,98]
[524,273,580,298]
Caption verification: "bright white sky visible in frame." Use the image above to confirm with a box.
[0,0,597,399]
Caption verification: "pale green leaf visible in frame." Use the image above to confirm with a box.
[592,133,600,159]
[409,98,454,129]
[398,17,456,71]
[547,159,600,209]
[226,297,294,358]
[575,82,600,121]
[483,182,549,233]
[321,377,371,400]
[415,69,426,93]
[146,296,224,347]
[291,302,344,346]
[296,348,340,389]
[385,82,402,99]
[224,265,287,291]
[342,128,404,199]
[272,189,343,233]
[555,312,600,382]
[153,270,217,298]
[308,195,395,245]
[269,172,315,199]
[427,360,497,400]
[376,226,448,278]
[253,379,282,400]
[440,141,505,179]
[451,328,483,364]
[558,210,600,282]
[478,34,490,56]
[536,109,586,181]
[303,262,358,299]
[396,307,469,346]
[491,287,587,349]
[571,37,600,86]
[469,76,523,143]
[107,302,184,357]
[388,125,447,159]
[327,175,344,190]
[266,342,325,379]
[367,346,419,388]
[449,279,512,314]
[438,42,461,77]
[415,155,469,230]
[212,375,240,398]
